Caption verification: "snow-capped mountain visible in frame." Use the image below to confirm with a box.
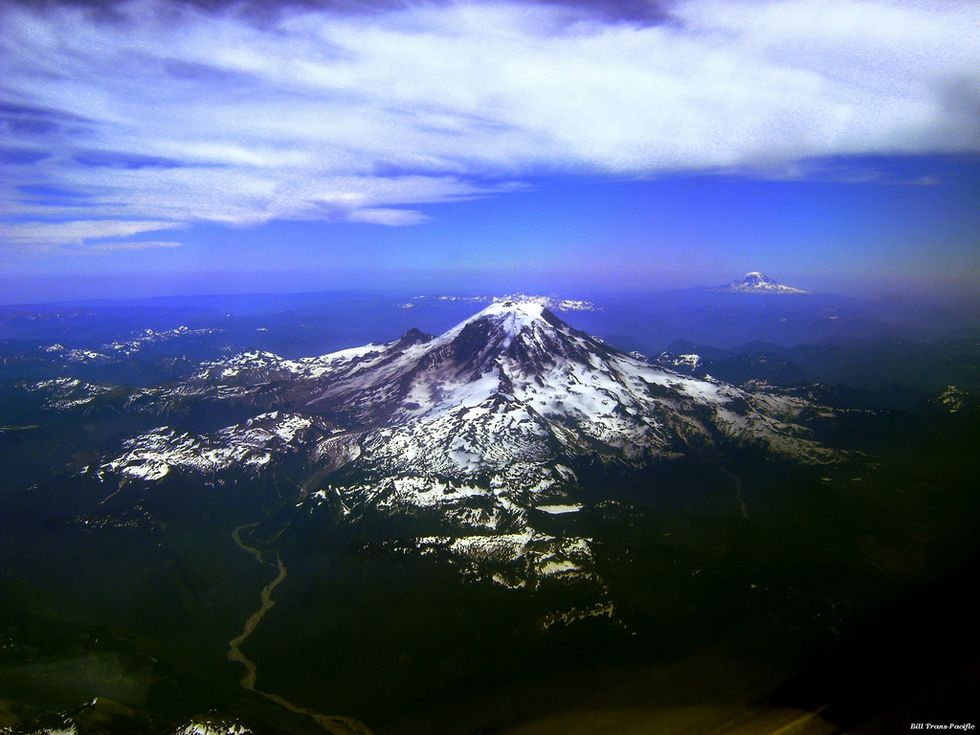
[105,300,839,488]
[725,272,808,294]
[23,377,116,410]
[93,300,842,592]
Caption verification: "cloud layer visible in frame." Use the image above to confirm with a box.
[1,0,978,247]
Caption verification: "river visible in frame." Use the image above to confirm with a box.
[228,522,373,735]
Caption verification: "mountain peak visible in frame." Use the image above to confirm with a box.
[740,272,776,287]
[475,298,548,320]
[459,299,554,339]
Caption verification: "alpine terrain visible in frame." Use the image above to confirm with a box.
[2,296,975,735]
[97,299,839,591]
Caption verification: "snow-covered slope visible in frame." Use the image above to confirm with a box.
[103,411,334,481]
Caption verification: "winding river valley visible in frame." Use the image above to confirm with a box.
[228,523,372,735]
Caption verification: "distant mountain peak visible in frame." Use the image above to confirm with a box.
[726,272,808,294]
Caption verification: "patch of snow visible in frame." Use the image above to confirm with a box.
[536,503,582,514]
[936,385,970,414]
[173,721,253,735]
[541,602,616,630]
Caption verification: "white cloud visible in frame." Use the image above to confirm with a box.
[0,220,180,246]
[0,0,977,246]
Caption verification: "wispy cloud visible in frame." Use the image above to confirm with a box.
[0,219,180,247]
[84,240,184,252]
[1,0,977,247]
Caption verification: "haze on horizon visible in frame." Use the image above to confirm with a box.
[1,0,978,304]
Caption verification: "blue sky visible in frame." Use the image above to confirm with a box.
[1,0,978,303]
